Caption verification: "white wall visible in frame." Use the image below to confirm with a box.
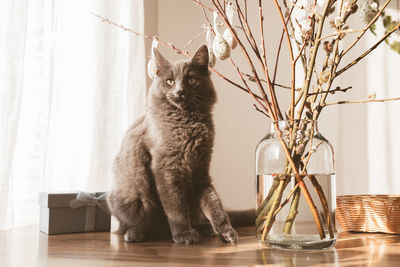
[151,1,400,210]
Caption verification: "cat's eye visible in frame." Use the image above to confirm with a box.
[166,79,175,86]
[188,78,197,86]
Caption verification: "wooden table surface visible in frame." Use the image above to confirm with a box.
[1,225,400,267]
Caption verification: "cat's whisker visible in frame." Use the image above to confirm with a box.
[191,97,205,105]
[193,94,214,101]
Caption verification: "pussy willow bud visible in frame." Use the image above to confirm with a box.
[284,8,290,18]
[324,41,333,54]
[329,5,336,14]
[319,70,331,84]
[350,4,358,14]
[296,144,305,155]
[330,20,336,29]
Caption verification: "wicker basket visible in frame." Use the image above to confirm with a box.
[336,195,400,234]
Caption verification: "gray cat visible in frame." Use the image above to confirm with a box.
[108,45,247,245]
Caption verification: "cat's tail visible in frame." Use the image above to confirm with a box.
[227,209,255,227]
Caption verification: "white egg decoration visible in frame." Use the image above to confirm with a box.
[223,3,237,49]
[212,11,230,60]
[206,28,216,67]
[147,57,157,80]
[147,38,159,80]
[208,48,216,67]
[223,29,237,49]
[213,35,231,60]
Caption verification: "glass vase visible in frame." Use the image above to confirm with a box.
[255,120,336,249]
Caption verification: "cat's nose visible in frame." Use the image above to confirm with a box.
[175,90,185,99]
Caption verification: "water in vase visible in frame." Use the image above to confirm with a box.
[256,173,336,249]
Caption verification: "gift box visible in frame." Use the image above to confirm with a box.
[39,191,111,235]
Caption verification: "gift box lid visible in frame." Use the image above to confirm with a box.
[39,192,107,208]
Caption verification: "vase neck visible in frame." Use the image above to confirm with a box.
[268,120,319,134]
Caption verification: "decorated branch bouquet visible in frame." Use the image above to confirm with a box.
[94,0,400,247]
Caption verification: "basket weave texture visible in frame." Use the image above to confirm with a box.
[336,195,400,234]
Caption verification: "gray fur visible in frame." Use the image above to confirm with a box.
[107,45,238,245]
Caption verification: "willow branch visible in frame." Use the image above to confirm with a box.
[91,12,264,101]
[277,138,326,239]
[256,183,281,228]
[235,0,279,116]
[324,96,400,106]
[191,0,215,12]
[317,38,341,111]
[211,0,277,120]
[258,0,283,119]
[274,83,301,91]
[261,180,286,240]
[295,0,331,120]
[341,0,392,57]
[212,69,264,99]
[242,73,302,91]
[314,0,362,110]
[235,1,261,59]
[295,42,307,63]
[253,104,269,117]
[282,0,307,73]
[91,12,160,43]
[338,0,344,17]
[235,1,282,119]
[214,0,224,11]
[209,6,324,236]
[183,29,208,49]
[259,0,267,69]
[283,186,301,234]
[199,2,214,34]
[90,12,189,57]
[308,86,352,96]
[272,183,300,217]
[272,29,286,87]
[317,2,359,112]
[336,23,400,76]
[229,58,270,114]
[273,0,295,120]
[273,0,306,86]
[244,0,248,20]
[309,175,334,239]
[317,29,362,43]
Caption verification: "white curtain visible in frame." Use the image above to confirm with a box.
[366,15,400,194]
[0,0,146,229]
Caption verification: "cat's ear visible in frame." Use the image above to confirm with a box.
[153,48,170,76]
[191,45,209,72]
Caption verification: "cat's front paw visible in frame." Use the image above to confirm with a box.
[124,227,145,243]
[173,229,199,245]
[218,226,238,245]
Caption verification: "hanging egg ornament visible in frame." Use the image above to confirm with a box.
[223,3,237,49]
[206,27,216,67]
[147,57,157,80]
[223,29,237,49]
[208,48,216,67]
[213,35,230,60]
[212,11,230,60]
[147,38,159,80]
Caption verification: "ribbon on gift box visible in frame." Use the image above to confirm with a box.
[69,192,110,232]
